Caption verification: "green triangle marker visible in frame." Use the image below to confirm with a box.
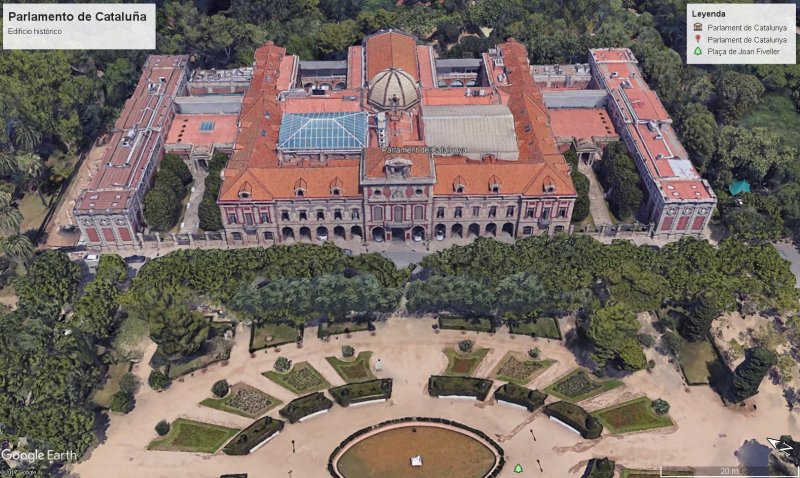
[693,47,702,55]
[514,464,523,473]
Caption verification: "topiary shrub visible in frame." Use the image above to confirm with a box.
[119,372,139,395]
[342,345,355,358]
[652,398,670,415]
[109,391,134,413]
[148,369,170,391]
[274,357,292,373]
[528,347,541,359]
[155,420,171,436]
[212,379,230,398]
[458,340,473,353]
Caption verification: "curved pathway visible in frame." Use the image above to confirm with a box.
[71,317,800,477]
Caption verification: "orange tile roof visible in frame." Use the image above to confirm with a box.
[220,160,361,201]
[416,45,436,88]
[166,114,239,147]
[364,31,419,80]
[363,148,432,179]
[282,93,363,113]
[549,108,618,142]
[421,87,506,106]
[434,157,575,196]
[347,46,364,89]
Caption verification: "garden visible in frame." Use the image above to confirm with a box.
[279,392,334,423]
[591,397,674,434]
[148,418,239,453]
[249,322,300,352]
[493,383,548,412]
[491,352,553,386]
[222,416,285,456]
[443,346,489,377]
[437,316,496,333]
[329,379,393,407]
[200,383,281,419]
[543,401,603,439]
[326,351,376,383]
[262,361,331,395]
[543,369,623,402]
[318,320,372,339]
[507,316,562,340]
[428,376,494,401]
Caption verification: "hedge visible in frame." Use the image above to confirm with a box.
[222,416,285,455]
[326,417,506,478]
[329,379,392,407]
[584,457,615,478]
[279,392,333,423]
[437,315,496,333]
[543,401,603,439]
[427,375,493,401]
[493,383,547,412]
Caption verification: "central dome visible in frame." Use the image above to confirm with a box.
[368,68,420,111]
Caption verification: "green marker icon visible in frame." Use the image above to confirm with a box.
[693,47,702,55]
[514,464,523,473]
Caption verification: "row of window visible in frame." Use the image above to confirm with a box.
[433,205,568,219]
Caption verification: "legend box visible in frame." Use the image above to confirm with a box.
[687,3,796,64]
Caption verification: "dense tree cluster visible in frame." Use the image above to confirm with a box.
[73,254,127,339]
[586,303,646,370]
[731,346,777,403]
[199,152,228,231]
[596,143,643,221]
[143,154,193,232]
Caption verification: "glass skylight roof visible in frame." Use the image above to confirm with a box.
[278,112,368,151]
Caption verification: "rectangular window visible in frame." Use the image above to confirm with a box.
[436,207,445,218]
[260,212,270,223]
[264,231,274,240]
[454,207,463,218]
[280,210,289,221]
[231,232,242,240]
[488,206,497,218]
[373,206,383,221]
[316,209,325,220]
[558,207,567,218]
[541,207,551,219]
[227,214,237,224]
[393,206,404,222]
[522,226,533,235]
[526,208,535,219]
[414,205,424,220]
[506,206,515,217]
[299,210,308,221]
[244,213,254,225]
[472,206,480,217]
[351,208,360,220]
[334,209,343,220]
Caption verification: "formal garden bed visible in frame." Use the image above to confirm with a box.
[543,401,603,439]
[279,392,334,423]
[591,397,674,434]
[493,383,547,412]
[262,361,331,395]
[490,352,554,386]
[148,418,239,453]
[249,322,300,353]
[679,339,727,386]
[507,316,562,340]
[443,347,489,376]
[543,368,623,402]
[200,383,282,419]
[222,416,285,455]
[437,315,496,333]
[318,320,371,340]
[329,379,393,407]
[326,351,376,383]
[428,375,493,401]
[91,362,132,408]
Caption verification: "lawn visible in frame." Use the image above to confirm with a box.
[318,320,370,338]
[262,361,331,394]
[17,192,51,233]
[740,92,800,149]
[491,352,554,386]
[148,418,239,453]
[326,351,376,383]
[249,322,299,352]
[438,316,495,333]
[679,340,724,386]
[508,317,562,339]
[90,362,131,408]
[543,368,623,402]
[199,382,282,419]
[443,347,489,376]
[591,397,674,434]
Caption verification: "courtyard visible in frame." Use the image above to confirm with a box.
[71,316,799,478]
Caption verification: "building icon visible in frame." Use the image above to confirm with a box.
[693,22,703,31]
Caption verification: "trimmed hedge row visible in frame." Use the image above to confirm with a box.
[279,392,333,423]
[493,383,547,412]
[543,401,603,439]
[317,320,373,339]
[329,379,392,407]
[437,315,497,333]
[222,416,284,456]
[326,417,506,478]
[428,375,493,401]
[583,457,615,478]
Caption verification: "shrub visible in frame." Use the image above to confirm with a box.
[160,153,193,186]
[109,391,134,413]
[661,331,683,357]
[212,379,230,398]
[652,398,670,415]
[543,401,603,439]
[274,357,292,373]
[341,345,355,358]
[119,373,139,395]
[528,347,541,359]
[223,416,285,455]
[494,383,547,412]
[637,333,655,348]
[329,379,393,407]
[279,392,333,423]
[458,340,473,353]
[427,376,493,401]
[148,369,170,391]
[155,420,171,436]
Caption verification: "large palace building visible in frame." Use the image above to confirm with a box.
[72,31,715,249]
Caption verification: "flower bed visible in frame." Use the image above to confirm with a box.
[279,392,334,423]
[493,383,547,412]
[329,379,393,407]
[591,397,674,434]
[148,418,239,453]
[326,352,376,383]
[491,352,553,386]
[222,416,285,455]
[543,368,623,402]
[543,401,603,439]
[427,375,493,401]
[200,383,281,419]
[443,347,489,376]
[262,361,331,395]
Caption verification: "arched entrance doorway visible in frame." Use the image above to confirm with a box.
[316,226,329,241]
[372,227,385,242]
[485,223,497,237]
[412,226,425,242]
[435,224,447,240]
[334,226,346,240]
[502,223,515,237]
[299,226,312,241]
[351,225,363,241]
[281,227,295,241]
[468,223,480,238]
[450,223,463,239]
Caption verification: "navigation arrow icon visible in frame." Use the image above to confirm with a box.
[768,437,794,456]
